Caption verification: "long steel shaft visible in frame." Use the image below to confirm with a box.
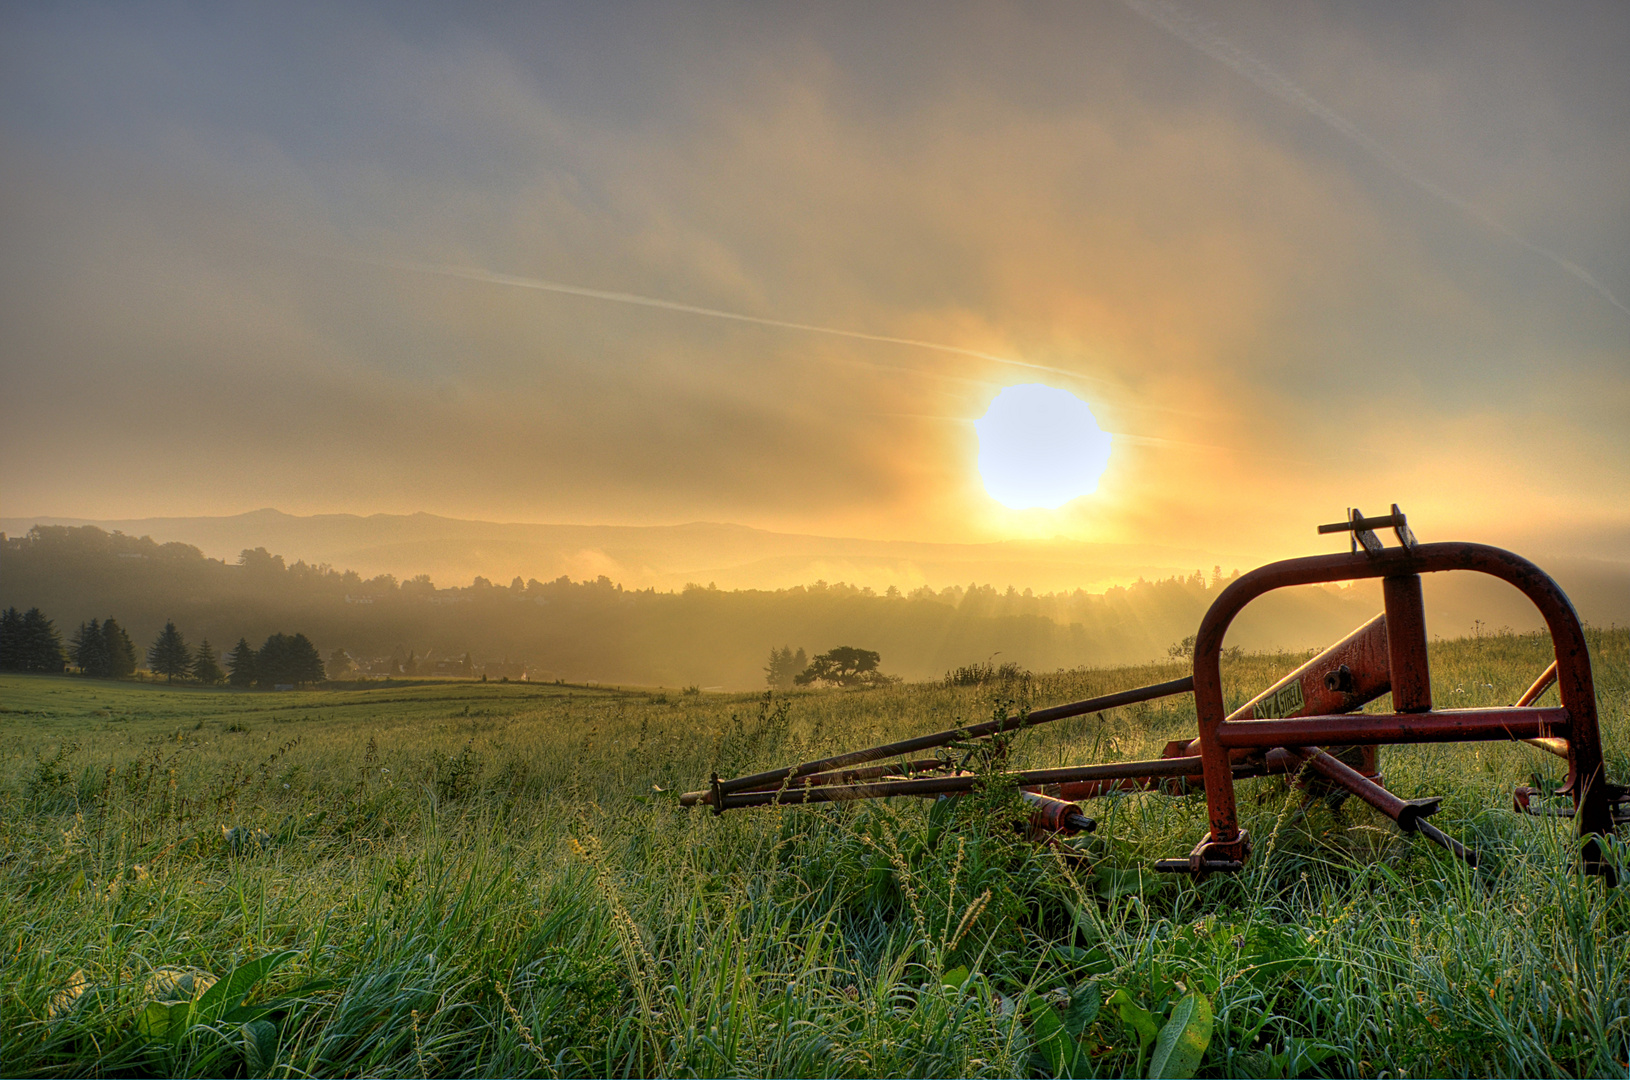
[702,675,1195,801]
[712,754,1214,810]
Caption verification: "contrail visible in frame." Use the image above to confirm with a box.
[1122,0,1630,319]
[347,254,1113,386]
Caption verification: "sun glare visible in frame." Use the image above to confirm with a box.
[975,384,1113,510]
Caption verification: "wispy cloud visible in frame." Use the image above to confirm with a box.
[332,253,1117,388]
[1123,0,1630,318]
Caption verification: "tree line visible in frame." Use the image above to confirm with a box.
[0,606,325,688]
[4,523,1412,688]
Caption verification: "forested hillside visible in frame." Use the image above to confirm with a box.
[0,524,1560,688]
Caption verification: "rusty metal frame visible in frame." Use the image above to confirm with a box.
[679,516,1622,883]
[1185,541,1614,878]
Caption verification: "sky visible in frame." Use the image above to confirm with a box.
[3,1,1627,571]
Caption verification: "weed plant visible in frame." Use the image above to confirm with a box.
[0,627,1626,1077]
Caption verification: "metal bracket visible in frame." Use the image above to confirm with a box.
[1516,785,1630,824]
[1154,829,1250,874]
[1318,504,1417,555]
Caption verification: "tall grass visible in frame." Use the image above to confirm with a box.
[0,627,1626,1077]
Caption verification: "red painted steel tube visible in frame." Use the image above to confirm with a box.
[1051,747,1297,799]
[1382,574,1432,712]
[708,675,1194,798]
[680,756,954,806]
[1515,661,1568,759]
[1516,661,1559,707]
[716,755,1210,809]
[1287,749,1425,828]
[1189,542,1612,873]
[735,757,952,791]
[1214,706,1569,749]
[1290,747,1480,865]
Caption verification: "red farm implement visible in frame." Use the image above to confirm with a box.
[681,507,1629,882]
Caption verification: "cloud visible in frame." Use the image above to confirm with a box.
[1122,0,1630,317]
[0,4,1625,563]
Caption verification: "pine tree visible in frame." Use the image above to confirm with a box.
[288,633,325,685]
[147,620,192,682]
[255,632,325,687]
[191,638,225,685]
[765,644,806,690]
[227,637,258,687]
[257,632,292,687]
[0,607,21,670]
[101,619,137,678]
[71,619,108,676]
[18,608,67,673]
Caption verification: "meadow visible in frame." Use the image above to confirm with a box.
[1,628,1627,1078]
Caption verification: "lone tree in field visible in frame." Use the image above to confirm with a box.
[794,646,893,688]
[227,637,258,687]
[147,620,192,682]
[191,639,225,685]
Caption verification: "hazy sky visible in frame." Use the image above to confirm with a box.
[3,2,1627,563]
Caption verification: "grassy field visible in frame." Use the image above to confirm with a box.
[2,628,1628,1078]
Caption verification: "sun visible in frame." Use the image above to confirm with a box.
[975,384,1113,509]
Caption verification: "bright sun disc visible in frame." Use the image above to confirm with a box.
[975,384,1112,509]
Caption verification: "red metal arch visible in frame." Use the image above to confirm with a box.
[1189,542,1611,876]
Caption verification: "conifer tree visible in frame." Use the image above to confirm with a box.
[764,644,807,690]
[256,632,325,687]
[147,620,192,682]
[191,638,225,685]
[1,602,63,671]
[227,637,258,687]
[0,607,21,670]
[101,618,137,678]
[71,619,108,675]
[288,633,325,685]
[15,608,67,672]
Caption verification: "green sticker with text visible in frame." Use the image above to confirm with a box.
[1252,679,1305,720]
